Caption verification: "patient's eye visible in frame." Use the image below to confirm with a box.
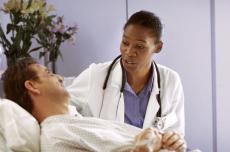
[45,69,53,76]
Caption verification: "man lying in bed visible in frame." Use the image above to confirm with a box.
[2,58,186,152]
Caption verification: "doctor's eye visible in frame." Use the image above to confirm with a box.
[135,44,145,50]
[122,40,129,46]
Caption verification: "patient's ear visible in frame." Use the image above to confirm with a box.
[25,81,40,95]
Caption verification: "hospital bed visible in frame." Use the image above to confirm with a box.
[0,98,201,152]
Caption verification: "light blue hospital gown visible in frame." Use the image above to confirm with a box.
[40,114,142,152]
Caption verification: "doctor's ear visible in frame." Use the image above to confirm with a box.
[25,80,40,95]
[153,41,163,54]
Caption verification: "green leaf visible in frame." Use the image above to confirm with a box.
[22,40,32,53]
[58,50,63,61]
[43,2,47,7]
[34,37,42,44]
[27,0,33,9]
[29,46,43,53]
[39,51,46,58]
[10,36,14,42]
[14,26,23,51]
[0,24,11,47]
[13,12,21,25]
[6,24,13,34]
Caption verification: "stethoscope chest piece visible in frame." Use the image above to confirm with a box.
[153,117,165,130]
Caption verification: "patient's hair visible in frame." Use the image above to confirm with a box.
[124,10,163,41]
[2,57,38,113]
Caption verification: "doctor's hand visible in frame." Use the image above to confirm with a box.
[161,131,186,152]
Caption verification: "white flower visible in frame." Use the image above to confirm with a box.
[67,35,76,45]
[46,4,55,13]
[21,0,45,14]
[2,0,21,12]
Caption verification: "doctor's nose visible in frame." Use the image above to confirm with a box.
[125,46,137,57]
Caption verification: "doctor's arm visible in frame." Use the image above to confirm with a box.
[162,73,186,151]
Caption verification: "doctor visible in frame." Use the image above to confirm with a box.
[66,10,185,151]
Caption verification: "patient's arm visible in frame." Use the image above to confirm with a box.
[132,128,162,152]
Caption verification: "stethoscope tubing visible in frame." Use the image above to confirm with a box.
[102,55,161,117]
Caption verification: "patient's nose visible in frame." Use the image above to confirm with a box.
[55,74,64,83]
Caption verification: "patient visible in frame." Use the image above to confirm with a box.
[2,58,166,152]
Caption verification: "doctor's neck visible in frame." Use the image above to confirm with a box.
[126,66,152,94]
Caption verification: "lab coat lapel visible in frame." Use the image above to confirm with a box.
[143,63,160,129]
[99,61,124,122]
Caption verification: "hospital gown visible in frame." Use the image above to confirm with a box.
[40,114,142,152]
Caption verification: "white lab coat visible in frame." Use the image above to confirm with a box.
[65,60,185,136]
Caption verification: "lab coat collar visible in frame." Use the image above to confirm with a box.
[109,60,160,93]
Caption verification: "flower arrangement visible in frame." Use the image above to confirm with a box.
[0,0,77,71]
[37,16,77,71]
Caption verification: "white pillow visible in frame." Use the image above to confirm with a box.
[0,130,9,152]
[0,98,40,152]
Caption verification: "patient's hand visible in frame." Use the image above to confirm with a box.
[132,128,162,152]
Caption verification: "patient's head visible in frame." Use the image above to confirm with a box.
[2,58,38,113]
[2,58,69,115]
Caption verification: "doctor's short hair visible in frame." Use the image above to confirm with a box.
[2,57,38,113]
[124,10,163,41]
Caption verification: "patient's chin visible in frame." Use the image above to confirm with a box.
[65,90,70,97]
[63,91,70,101]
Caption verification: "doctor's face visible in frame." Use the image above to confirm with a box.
[120,24,162,75]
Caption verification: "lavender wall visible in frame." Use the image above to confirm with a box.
[48,0,127,76]
[0,0,7,97]
[0,0,7,71]
[215,0,230,151]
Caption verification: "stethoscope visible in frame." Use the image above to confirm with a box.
[101,55,165,130]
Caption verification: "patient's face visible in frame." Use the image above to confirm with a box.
[30,64,69,101]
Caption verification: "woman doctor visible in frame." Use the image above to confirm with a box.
[65,10,186,151]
